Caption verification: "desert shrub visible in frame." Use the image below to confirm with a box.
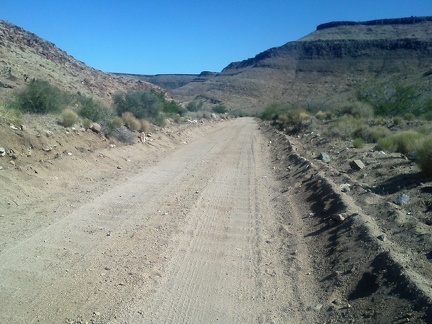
[417,125,432,135]
[78,96,109,122]
[376,131,424,154]
[82,118,92,129]
[352,138,365,149]
[403,112,415,121]
[186,100,204,112]
[393,116,403,125]
[154,112,166,127]
[416,136,432,176]
[326,115,365,140]
[315,110,333,120]
[114,90,163,122]
[339,101,374,119]
[60,108,79,127]
[162,99,187,116]
[261,103,291,120]
[0,103,22,124]
[353,125,390,143]
[16,79,64,114]
[356,80,428,117]
[423,111,432,121]
[140,119,151,133]
[212,104,227,114]
[121,112,141,131]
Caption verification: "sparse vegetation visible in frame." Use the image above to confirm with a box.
[15,79,64,114]
[376,131,424,154]
[78,96,110,122]
[212,104,227,114]
[416,135,432,176]
[352,137,365,148]
[186,100,203,112]
[122,112,141,131]
[60,108,79,127]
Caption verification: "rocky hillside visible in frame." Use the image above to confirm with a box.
[172,16,432,114]
[0,20,164,105]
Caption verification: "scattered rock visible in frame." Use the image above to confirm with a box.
[0,147,5,157]
[44,130,54,137]
[377,234,387,242]
[318,152,331,163]
[340,183,351,192]
[312,304,323,311]
[42,147,52,152]
[10,124,18,130]
[393,193,409,206]
[9,160,15,166]
[350,159,365,170]
[89,122,102,133]
[117,166,122,169]
[333,214,346,223]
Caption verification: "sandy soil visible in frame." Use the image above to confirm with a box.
[0,117,431,323]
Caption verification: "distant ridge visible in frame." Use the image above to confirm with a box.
[317,16,432,30]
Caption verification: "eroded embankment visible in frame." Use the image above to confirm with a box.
[262,124,432,323]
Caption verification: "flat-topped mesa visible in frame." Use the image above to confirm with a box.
[317,16,432,30]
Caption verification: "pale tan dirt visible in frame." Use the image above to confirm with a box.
[0,118,322,323]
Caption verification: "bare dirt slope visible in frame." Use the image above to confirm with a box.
[0,118,322,323]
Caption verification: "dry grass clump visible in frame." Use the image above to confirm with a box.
[60,108,79,127]
[376,131,424,154]
[416,135,432,176]
[0,104,22,124]
[353,125,390,143]
[140,119,151,133]
[122,112,141,131]
[326,115,365,140]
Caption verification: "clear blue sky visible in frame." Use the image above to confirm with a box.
[2,1,431,74]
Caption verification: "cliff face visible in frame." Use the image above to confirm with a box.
[0,20,163,104]
[173,17,432,113]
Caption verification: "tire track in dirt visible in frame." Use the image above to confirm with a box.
[0,118,321,323]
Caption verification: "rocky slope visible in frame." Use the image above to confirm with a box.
[0,20,164,105]
[172,16,432,114]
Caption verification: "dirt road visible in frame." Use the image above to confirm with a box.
[0,118,320,323]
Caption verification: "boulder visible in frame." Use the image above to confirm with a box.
[393,193,409,205]
[318,152,331,163]
[350,159,365,170]
[89,122,102,134]
[0,147,5,157]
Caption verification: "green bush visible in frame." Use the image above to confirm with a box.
[113,90,169,124]
[78,96,109,122]
[16,79,64,114]
[326,115,365,140]
[393,116,403,125]
[339,101,374,119]
[353,125,390,143]
[352,138,365,148]
[416,136,432,176]
[186,101,203,112]
[356,80,429,117]
[376,131,424,154]
[60,108,79,127]
[403,112,415,121]
[212,104,227,114]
